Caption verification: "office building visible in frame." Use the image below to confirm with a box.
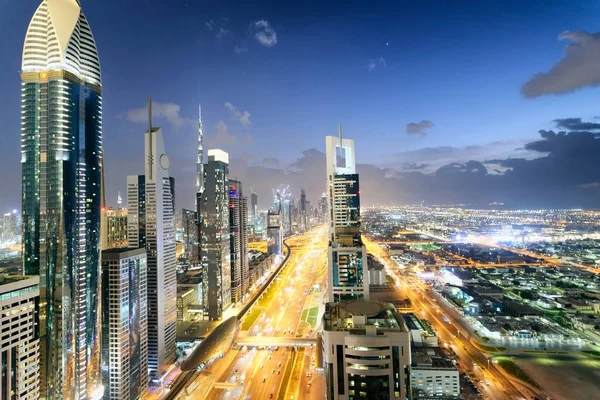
[326,129,368,302]
[267,210,283,257]
[229,180,249,304]
[101,248,148,400]
[319,193,328,223]
[249,190,258,235]
[21,0,103,397]
[410,348,460,399]
[101,208,128,250]
[200,150,231,320]
[1,211,19,243]
[300,188,307,232]
[127,99,177,379]
[322,301,411,400]
[182,209,199,265]
[127,175,147,249]
[0,275,40,400]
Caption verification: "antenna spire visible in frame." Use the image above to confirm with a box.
[338,122,342,145]
[147,95,153,180]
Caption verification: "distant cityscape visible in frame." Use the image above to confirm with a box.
[3,1,600,400]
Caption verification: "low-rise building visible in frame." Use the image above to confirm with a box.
[403,313,439,347]
[410,348,460,399]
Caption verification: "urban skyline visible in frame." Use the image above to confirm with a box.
[4,1,600,211]
[4,1,600,400]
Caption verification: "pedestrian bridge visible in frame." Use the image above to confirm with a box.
[235,336,317,348]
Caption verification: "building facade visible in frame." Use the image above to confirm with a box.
[101,208,128,250]
[200,150,231,320]
[229,180,249,304]
[267,210,283,257]
[322,301,411,400]
[182,209,199,265]
[250,191,258,235]
[410,350,460,399]
[101,248,148,400]
[20,1,103,397]
[0,275,40,400]
[326,131,369,303]
[127,175,146,249]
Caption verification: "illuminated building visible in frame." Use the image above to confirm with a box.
[1,211,19,243]
[250,190,258,235]
[319,193,328,223]
[127,99,177,380]
[326,128,369,302]
[300,188,307,231]
[322,301,411,400]
[267,210,283,256]
[200,150,231,320]
[20,0,103,397]
[100,248,148,400]
[0,275,40,400]
[229,179,249,304]
[101,208,128,250]
[182,209,198,265]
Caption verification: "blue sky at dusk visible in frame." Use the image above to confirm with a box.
[3,0,600,210]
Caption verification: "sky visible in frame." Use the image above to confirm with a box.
[3,0,600,211]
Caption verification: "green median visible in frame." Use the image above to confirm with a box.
[496,357,540,389]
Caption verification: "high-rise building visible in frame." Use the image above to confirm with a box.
[249,190,258,235]
[319,193,328,223]
[200,150,231,320]
[0,275,40,400]
[182,209,199,265]
[127,99,177,380]
[101,208,128,250]
[326,129,368,303]
[228,180,249,304]
[127,175,146,249]
[267,210,283,257]
[300,188,307,232]
[1,211,19,243]
[101,248,148,400]
[21,1,103,397]
[322,301,411,400]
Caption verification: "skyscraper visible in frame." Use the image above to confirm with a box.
[325,127,369,303]
[200,150,231,320]
[228,179,249,304]
[101,248,148,400]
[182,209,199,265]
[250,189,258,235]
[127,99,177,380]
[0,275,41,400]
[300,188,307,232]
[100,208,128,250]
[21,0,103,397]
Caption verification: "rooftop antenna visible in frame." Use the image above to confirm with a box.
[147,95,153,180]
[338,122,343,146]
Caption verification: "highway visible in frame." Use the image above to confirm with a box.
[364,236,549,400]
[179,225,329,400]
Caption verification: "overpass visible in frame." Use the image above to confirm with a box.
[235,336,317,348]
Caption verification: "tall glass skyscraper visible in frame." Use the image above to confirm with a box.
[20,1,103,398]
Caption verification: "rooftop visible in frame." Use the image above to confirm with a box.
[323,301,408,333]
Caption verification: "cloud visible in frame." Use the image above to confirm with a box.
[216,27,230,40]
[224,102,252,127]
[234,45,248,54]
[207,120,253,149]
[252,20,277,47]
[401,163,429,171]
[554,117,600,131]
[521,31,600,98]
[367,57,387,71]
[206,20,216,31]
[259,157,280,167]
[406,120,434,136]
[126,102,195,129]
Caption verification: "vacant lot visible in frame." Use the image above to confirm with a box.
[515,353,600,400]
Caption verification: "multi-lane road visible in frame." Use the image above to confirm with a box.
[364,236,550,400]
[176,225,329,400]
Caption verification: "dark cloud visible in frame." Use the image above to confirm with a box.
[230,117,600,209]
[554,118,600,131]
[406,120,434,136]
[521,31,600,98]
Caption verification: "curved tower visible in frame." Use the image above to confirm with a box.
[21,0,103,398]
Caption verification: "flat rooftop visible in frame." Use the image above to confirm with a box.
[323,301,408,333]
